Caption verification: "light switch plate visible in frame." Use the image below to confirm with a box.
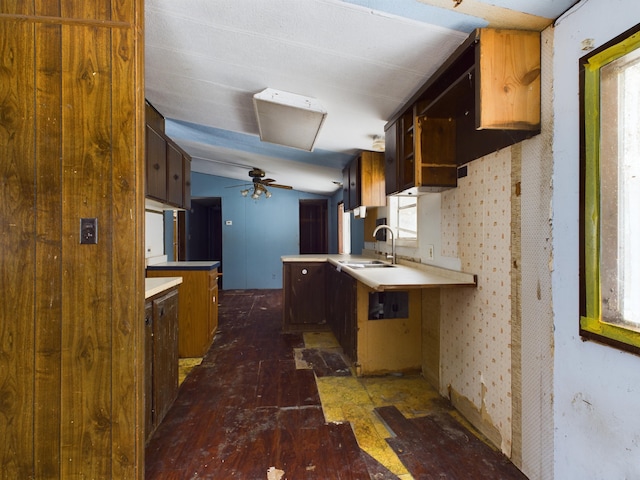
[80,218,98,244]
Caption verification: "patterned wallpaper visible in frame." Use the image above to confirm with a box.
[440,149,513,454]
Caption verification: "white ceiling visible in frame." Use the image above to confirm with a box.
[145,0,579,195]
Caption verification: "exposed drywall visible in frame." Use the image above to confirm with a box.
[552,1,640,478]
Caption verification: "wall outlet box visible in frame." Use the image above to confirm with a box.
[427,244,434,260]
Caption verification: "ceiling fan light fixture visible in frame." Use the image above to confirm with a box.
[372,134,385,152]
[253,88,327,151]
[241,188,250,197]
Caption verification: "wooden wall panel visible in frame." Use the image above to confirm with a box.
[60,24,114,478]
[110,23,145,477]
[0,0,144,477]
[34,22,63,478]
[0,20,37,480]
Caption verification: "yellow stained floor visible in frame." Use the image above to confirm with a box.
[178,357,202,385]
[304,331,465,480]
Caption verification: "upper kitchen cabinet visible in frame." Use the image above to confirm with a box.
[342,151,386,212]
[385,28,541,195]
[145,101,192,209]
[145,122,167,201]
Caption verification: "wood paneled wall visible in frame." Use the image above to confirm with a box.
[0,1,145,478]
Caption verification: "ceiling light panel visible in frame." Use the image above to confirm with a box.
[253,88,327,151]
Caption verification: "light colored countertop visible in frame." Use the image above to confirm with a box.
[145,277,183,299]
[281,254,476,291]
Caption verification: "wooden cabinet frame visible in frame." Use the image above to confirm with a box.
[385,28,541,194]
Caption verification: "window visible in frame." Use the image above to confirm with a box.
[580,23,640,353]
[389,195,417,245]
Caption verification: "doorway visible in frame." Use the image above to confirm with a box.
[299,199,328,254]
[183,197,223,285]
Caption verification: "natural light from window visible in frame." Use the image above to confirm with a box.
[389,196,417,243]
[600,47,640,328]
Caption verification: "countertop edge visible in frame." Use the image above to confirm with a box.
[281,254,477,291]
[145,277,183,299]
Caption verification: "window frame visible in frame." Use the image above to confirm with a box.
[388,195,418,248]
[579,22,640,354]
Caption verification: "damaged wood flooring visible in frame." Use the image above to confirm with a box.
[145,289,382,479]
[145,289,528,479]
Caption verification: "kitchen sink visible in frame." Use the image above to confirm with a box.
[338,260,395,268]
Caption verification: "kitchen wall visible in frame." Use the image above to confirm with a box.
[411,2,640,479]
[552,1,640,478]
[191,172,334,289]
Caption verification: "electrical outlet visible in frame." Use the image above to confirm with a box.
[427,244,434,260]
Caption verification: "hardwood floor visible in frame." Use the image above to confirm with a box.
[145,289,528,479]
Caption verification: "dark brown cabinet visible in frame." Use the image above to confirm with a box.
[166,141,184,206]
[145,287,179,442]
[282,262,328,332]
[145,124,167,201]
[145,100,192,209]
[326,264,357,362]
[342,151,386,211]
[385,28,540,194]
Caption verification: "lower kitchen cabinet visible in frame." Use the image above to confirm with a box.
[282,259,423,375]
[145,287,179,442]
[282,262,329,332]
[147,263,219,357]
[326,264,357,362]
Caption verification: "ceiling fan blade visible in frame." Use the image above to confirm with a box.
[225,183,250,188]
[262,178,277,183]
[267,183,293,190]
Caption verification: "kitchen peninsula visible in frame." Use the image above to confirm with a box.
[282,255,476,376]
[147,261,221,358]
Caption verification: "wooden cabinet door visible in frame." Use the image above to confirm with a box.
[166,140,184,206]
[208,269,219,338]
[183,154,191,209]
[399,110,415,191]
[144,301,154,440]
[283,262,327,330]
[348,156,360,210]
[152,289,179,426]
[384,121,399,195]
[325,265,356,362]
[342,166,350,210]
[146,125,167,201]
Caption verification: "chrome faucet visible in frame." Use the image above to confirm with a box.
[372,224,396,264]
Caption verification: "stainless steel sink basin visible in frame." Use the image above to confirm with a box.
[338,260,395,268]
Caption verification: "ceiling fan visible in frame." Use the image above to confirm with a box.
[230,167,292,199]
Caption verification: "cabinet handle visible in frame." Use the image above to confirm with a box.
[173,174,180,180]
[153,163,160,170]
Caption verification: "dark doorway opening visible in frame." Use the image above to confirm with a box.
[185,197,223,286]
[299,199,328,254]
